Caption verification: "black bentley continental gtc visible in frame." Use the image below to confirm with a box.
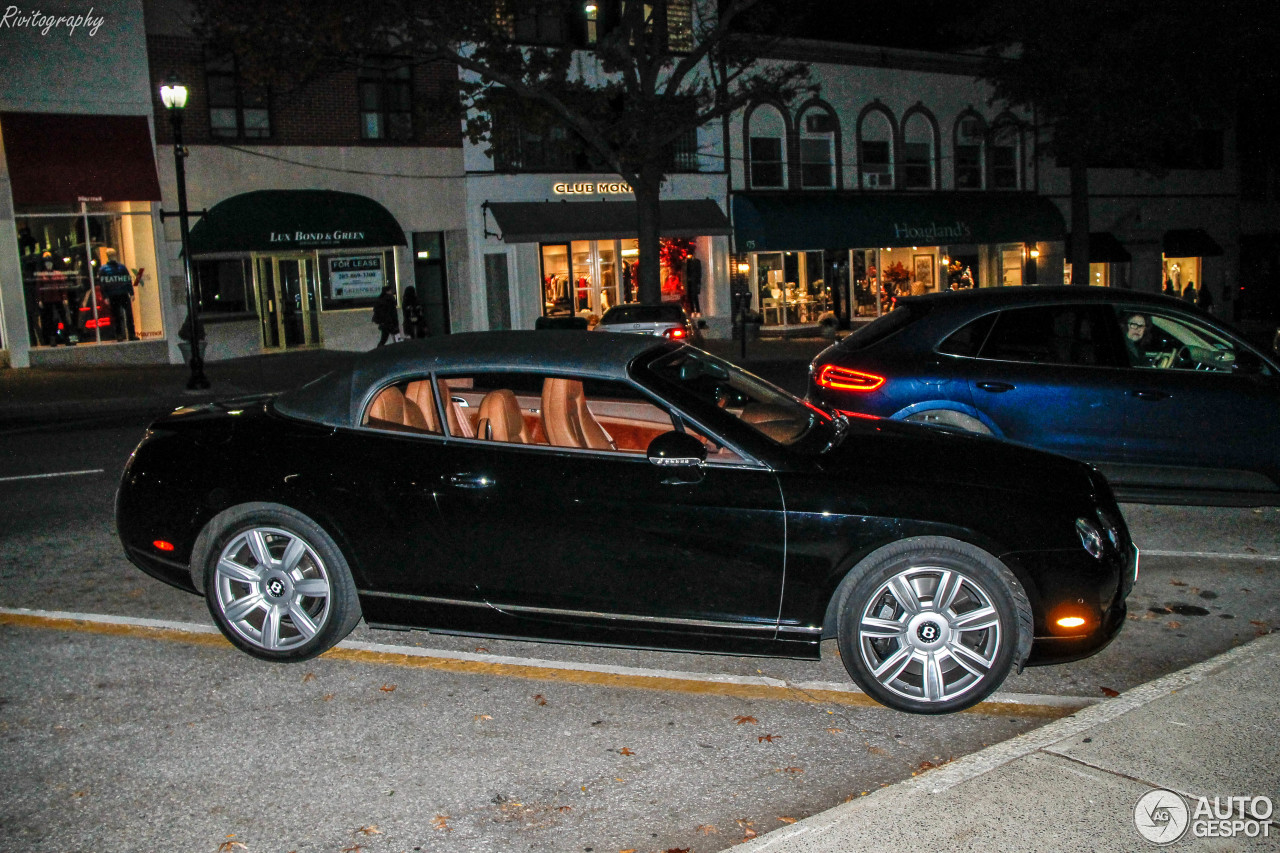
[117,332,1136,714]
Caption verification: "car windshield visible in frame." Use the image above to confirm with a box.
[644,348,826,445]
[600,304,685,324]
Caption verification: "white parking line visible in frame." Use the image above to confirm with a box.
[0,468,105,483]
[0,606,1097,716]
[1142,548,1280,562]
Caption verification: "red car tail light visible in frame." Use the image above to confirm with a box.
[152,540,175,552]
[816,365,885,392]
[663,327,687,339]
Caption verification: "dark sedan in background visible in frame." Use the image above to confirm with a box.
[810,287,1280,506]
[118,332,1134,714]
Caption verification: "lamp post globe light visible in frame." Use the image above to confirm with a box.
[160,78,210,390]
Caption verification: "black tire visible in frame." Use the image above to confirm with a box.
[199,503,361,662]
[834,536,1032,714]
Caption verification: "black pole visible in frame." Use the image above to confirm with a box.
[170,108,209,390]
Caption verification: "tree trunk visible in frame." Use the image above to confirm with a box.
[632,167,663,305]
[1068,145,1091,286]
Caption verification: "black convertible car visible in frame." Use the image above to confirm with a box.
[117,332,1136,714]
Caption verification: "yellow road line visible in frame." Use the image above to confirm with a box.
[0,611,1084,719]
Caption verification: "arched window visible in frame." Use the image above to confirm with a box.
[858,105,895,190]
[900,106,938,190]
[954,110,987,189]
[989,113,1023,190]
[797,102,838,189]
[746,104,788,189]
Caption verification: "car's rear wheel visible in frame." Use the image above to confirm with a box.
[903,409,992,435]
[835,537,1031,714]
[200,504,361,662]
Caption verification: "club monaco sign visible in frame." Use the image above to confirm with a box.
[553,181,632,195]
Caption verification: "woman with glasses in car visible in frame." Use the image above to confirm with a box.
[1123,311,1155,367]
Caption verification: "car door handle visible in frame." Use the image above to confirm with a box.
[1129,390,1169,401]
[975,381,1015,393]
[447,473,494,489]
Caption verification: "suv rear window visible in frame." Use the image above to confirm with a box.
[600,304,684,324]
[837,301,932,352]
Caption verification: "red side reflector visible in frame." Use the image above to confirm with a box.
[152,540,175,552]
[816,365,886,392]
[664,327,686,339]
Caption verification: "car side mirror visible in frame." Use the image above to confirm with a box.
[647,431,707,468]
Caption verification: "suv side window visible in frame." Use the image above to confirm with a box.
[1114,305,1273,375]
[976,305,1125,367]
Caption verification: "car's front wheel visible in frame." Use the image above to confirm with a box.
[200,503,361,662]
[835,537,1031,714]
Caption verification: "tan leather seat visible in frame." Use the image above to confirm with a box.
[541,378,616,450]
[475,389,531,443]
[404,380,441,433]
[367,386,430,431]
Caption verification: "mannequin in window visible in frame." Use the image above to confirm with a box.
[99,249,139,341]
[685,253,702,315]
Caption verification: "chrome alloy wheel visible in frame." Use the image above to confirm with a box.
[213,526,332,652]
[857,566,1003,705]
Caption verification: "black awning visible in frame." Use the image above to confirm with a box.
[486,199,732,243]
[1163,228,1223,258]
[188,190,406,255]
[1065,232,1132,263]
[1,112,161,205]
[731,192,1066,251]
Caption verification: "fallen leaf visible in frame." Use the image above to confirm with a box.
[557,805,572,813]
[1100,687,1121,697]
[781,766,804,774]
[1166,621,1182,629]
[475,646,489,653]
[758,733,779,743]
[302,672,315,683]
[532,694,548,706]
[735,819,755,828]
[341,846,364,853]
[696,824,719,834]
[619,849,637,853]
[474,714,493,722]
[432,814,452,832]
[825,727,843,734]
[778,816,798,824]
[734,715,758,725]
[1251,620,1268,628]
[868,745,888,756]
[743,827,758,839]
[322,693,335,702]
[618,747,635,756]
[379,684,396,693]
[665,848,691,853]
[356,825,382,835]
[1170,580,1187,586]
[218,843,248,852]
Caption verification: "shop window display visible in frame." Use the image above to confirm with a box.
[16,206,160,347]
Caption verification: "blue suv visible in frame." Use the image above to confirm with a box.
[808,287,1280,506]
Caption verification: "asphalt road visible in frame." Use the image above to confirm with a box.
[1,413,1277,853]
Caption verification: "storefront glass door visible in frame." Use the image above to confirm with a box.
[255,254,319,349]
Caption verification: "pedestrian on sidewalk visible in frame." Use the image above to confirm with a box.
[372,286,401,347]
[401,286,427,338]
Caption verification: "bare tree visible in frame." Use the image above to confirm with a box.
[194,0,814,305]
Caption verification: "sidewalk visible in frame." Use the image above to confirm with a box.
[739,630,1280,852]
[0,334,837,424]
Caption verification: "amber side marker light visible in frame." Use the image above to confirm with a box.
[816,365,886,392]
[153,540,175,552]
[1056,616,1086,629]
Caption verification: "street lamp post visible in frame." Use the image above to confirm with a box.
[160,79,210,390]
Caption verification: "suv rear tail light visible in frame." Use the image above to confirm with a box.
[816,365,885,392]
[663,327,687,339]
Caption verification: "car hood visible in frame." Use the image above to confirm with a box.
[818,416,1099,501]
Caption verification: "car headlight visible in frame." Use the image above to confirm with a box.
[1095,509,1120,550]
[1076,517,1105,560]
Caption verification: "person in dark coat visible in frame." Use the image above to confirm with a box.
[372,286,400,346]
[401,286,427,338]
[98,249,138,341]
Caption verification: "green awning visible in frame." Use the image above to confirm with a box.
[189,190,406,255]
[732,192,1066,251]
[486,199,731,243]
